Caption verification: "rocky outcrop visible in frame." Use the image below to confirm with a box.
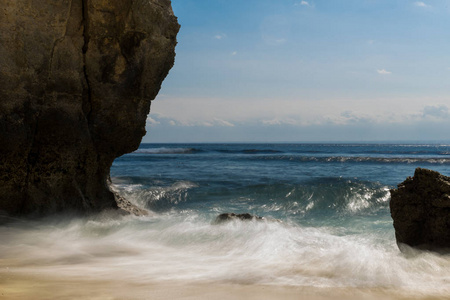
[214,213,265,224]
[0,0,179,215]
[390,168,450,252]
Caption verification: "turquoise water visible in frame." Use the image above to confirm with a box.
[1,143,450,296]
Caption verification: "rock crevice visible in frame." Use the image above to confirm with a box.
[81,0,92,120]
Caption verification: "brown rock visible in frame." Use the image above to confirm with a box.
[0,0,179,215]
[390,168,450,252]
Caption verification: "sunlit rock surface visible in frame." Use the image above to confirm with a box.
[0,0,179,215]
[390,168,450,252]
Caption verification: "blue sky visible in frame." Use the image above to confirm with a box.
[143,0,450,143]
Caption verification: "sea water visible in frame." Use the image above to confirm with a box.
[1,143,450,296]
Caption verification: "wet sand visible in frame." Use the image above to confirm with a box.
[1,271,448,300]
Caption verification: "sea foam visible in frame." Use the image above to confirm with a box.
[1,211,449,297]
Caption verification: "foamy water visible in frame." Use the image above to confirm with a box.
[1,209,449,297]
[2,143,450,298]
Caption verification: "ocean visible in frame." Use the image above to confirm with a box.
[1,143,450,298]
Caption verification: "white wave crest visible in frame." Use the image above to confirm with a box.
[134,147,196,154]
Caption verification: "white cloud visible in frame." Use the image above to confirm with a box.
[146,116,160,125]
[414,1,429,7]
[150,94,450,132]
[274,38,287,44]
[213,118,235,127]
[336,111,372,124]
[295,0,311,6]
[231,51,238,56]
[201,121,213,127]
[262,118,294,126]
[186,119,235,127]
[146,113,178,126]
[262,119,282,125]
[422,105,449,119]
[377,69,392,75]
[214,34,227,40]
[261,118,307,126]
[147,112,235,128]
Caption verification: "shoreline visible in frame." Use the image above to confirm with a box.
[1,272,448,300]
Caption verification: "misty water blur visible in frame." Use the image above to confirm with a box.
[1,143,450,298]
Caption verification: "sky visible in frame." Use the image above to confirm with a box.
[143,0,450,143]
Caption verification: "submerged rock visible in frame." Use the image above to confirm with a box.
[0,0,179,215]
[214,213,265,224]
[390,168,450,252]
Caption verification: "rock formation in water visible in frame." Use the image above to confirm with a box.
[214,213,267,224]
[0,0,179,215]
[390,168,450,252]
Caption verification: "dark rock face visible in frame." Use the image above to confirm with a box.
[214,213,265,224]
[0,0,179,215]
[390,168,450,252]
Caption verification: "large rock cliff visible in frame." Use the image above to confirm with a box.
[0,0,179,215]
[390,168,450,252]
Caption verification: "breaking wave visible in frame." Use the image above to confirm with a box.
[134,147,202,154]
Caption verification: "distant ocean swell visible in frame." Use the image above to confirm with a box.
[134,147,284,154]
[134,147,203,154]
[132,146,450,165]
[254,156,450,164]
[129,154,450,165]
[134,145,450,156]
